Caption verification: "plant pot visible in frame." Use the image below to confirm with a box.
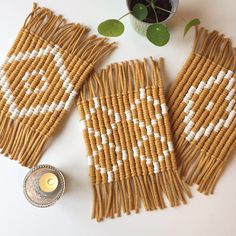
[127,0,179,36]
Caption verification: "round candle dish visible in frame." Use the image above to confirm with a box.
[23,164,65,208]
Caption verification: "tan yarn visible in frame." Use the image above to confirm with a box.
[0,3,116,167]
[167,26,236,194]
[77,58,191,221]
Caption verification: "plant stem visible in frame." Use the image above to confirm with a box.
[151,1,159,22]
[130,0,187,23]
[154,6,187,22]
[151,1,187,23]
[155,5,176,14]
[118,12,131,21]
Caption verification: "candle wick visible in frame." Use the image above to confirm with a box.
[47,178,54,185]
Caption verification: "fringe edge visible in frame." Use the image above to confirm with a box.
[91,170,191,222]
[0,111,47,168]
[22,3,116,65]
[175,136,230,195]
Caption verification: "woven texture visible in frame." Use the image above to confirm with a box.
[0,4,115,167]
[167,27,236,194]
[77,58,191,221]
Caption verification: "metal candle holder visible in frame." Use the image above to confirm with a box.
[23,164,65,208]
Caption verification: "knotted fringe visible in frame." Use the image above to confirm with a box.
[77,58,191,221]
[167,26,236,194]
[0,3,116,167]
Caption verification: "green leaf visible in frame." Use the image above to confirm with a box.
[146,23,170,46]
[184,18,200,36]
[132,3,148,20]
[98,19,124,37]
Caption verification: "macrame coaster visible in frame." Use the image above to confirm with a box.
[167,27,236,194]
[77,58,191,221]
[0,4,116,167]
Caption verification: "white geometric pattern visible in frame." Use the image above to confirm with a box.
[80,91,173,177]
[0,44,78,120]
[182,70,236,142]
[21,69,48,95]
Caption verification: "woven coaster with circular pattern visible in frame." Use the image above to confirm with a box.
[77,58,191,221]
[0,4,116,167]
[167,27,236,195]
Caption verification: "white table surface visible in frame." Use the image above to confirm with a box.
[0,0,235,236]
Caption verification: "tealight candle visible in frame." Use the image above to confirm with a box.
[39,173,59,193]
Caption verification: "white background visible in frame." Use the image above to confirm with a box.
[0,0,235,236]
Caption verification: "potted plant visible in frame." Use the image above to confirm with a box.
[98,0,200,46]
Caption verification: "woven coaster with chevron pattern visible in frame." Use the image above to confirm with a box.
[77,58,191,221]
[0,4,115,167]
